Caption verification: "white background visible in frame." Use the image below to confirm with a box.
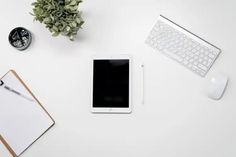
[1,0,236,157]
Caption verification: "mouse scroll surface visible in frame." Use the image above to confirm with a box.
[207,74,228,100]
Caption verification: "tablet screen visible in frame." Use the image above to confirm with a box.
[93,59,129,108]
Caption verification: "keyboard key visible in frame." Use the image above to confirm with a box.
[209,53,215,58]
[198,64,208,71]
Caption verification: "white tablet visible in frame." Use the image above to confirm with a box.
[91,55,132,113]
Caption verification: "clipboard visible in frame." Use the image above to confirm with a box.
[0,70,55,157]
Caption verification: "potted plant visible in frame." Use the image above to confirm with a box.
[31,0,84,41]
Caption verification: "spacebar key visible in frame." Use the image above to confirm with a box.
[163,50,183,62]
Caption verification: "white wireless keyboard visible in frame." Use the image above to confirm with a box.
[145,15,221,77]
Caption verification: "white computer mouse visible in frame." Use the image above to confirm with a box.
[207,73,228,100]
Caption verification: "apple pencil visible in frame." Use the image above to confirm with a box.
[141,63,145,104]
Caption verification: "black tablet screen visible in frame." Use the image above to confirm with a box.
[93,59,129,108]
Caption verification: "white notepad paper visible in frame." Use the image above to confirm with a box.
[0,70,55,157]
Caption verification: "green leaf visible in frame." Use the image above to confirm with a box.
[65,0,71,5]
[70,0,77,6]
[52,25,58,32]
[75,18,80,23]
[43,17,51,23]
[69,34,75,41]
[66,26,71,32]
[52,31,60,37]
[71,21,77,27]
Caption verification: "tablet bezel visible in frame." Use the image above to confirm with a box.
[91,55,132,113]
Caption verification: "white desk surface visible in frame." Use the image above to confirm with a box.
[1,0,236,157]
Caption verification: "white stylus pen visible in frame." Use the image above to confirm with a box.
[141,63,145,104]
[0,80,34,102]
